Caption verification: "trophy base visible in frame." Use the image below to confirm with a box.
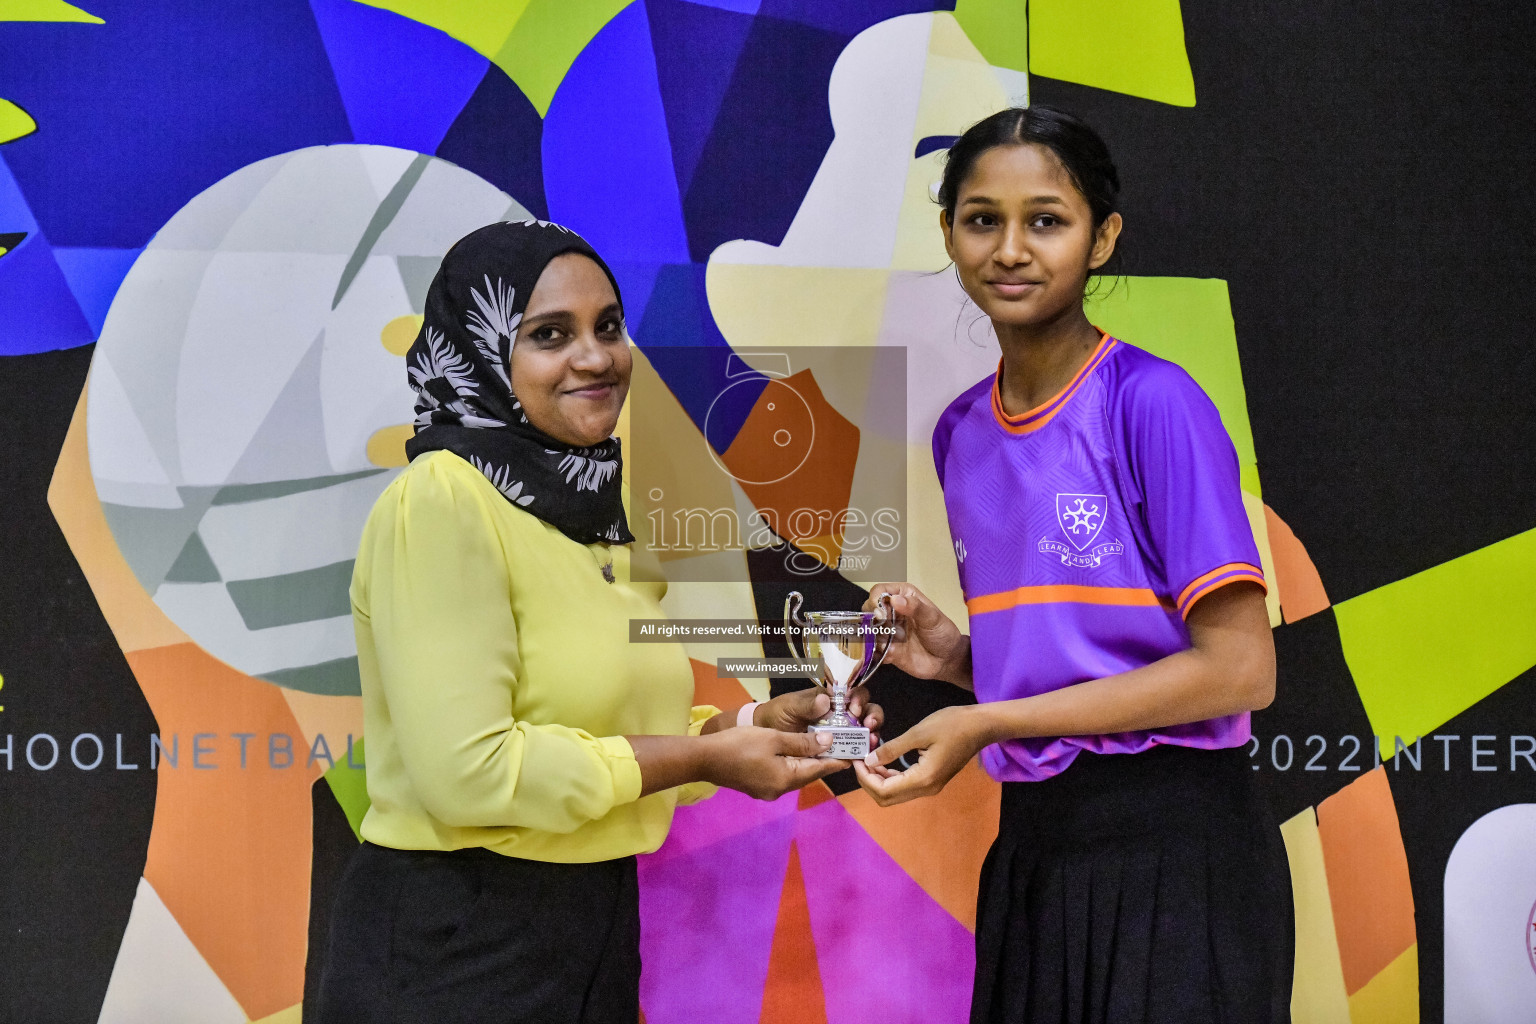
[809,723,871,760]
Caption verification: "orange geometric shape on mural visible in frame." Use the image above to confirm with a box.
[1264,504,1330,622]
[838,758,999,931]
[47,384,192,654]
[689,657,752,711]
[1315,767,1416,996]
[760,840,828,1024]
[797,779,836,810]
[129,642,324,1020]
[722,370,858,569]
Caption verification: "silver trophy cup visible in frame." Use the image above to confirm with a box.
[783,591,894,759]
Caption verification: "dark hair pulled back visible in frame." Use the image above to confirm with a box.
[937,105,1120,234]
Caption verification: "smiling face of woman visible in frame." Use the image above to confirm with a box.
[510,253,632,447]
[941,143,1120,334]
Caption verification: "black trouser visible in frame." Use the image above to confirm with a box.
[314,843,640,1024]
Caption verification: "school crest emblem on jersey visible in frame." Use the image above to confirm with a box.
[1039,493,1124,568]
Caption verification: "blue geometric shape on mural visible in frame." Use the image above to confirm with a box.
[606,260,666,334]
[758,0,946,36]
[0,231,95,355]
[0,156,39,235]
[52,247,141,336]
[634,262,762,447]
[0,0,352,249]
[678,13,847,262]
[915,135,960,158]
[647,0,758,196]
[434,66,547,219]
[544,1,690,265]
[642,340,765,454]
[678,0,761,13]
[309,0,489,155]
[634,263,725,350]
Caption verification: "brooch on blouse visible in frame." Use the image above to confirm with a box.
[601,561,615,584]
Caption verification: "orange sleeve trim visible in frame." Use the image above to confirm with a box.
[1175,563,1268,618]
[967,583,1167,616]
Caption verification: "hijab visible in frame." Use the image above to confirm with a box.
[403,220,635,545]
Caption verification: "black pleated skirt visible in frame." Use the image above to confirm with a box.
[313,843,640,1024]
[971,745,1294,1024]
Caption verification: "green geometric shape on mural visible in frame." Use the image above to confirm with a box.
[356,0,634,116]
[1085,276,1258,483]
[1028,0,1195,107]
[953,0,1029,73]
[355,0,527,58]
[1334,526,1536,757]
[0,99,37,143]
[494,0,634,116]
[163,531,221,584]
[324,738,370,841]
[0,0,103,23]
[260,656,362,697]
[211,468,386,506]
[225,559,354,631]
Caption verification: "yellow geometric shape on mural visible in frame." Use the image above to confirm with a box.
[0,99,37,143]
[1028,0,1196,107]
[366,423,413,467]
[892,14,1013,271]
[1240,489,1283,627]
[625,345,741,567]
[1334,525,1536,757]
[1280,807,1353,1024]
[0,0,102,22]
[249,1004,303,1024]
[357,0,632,115]
[380,313,422,356]
[706,264,891,351]
[1346,943,1419,1024]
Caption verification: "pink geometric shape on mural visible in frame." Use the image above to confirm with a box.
[794,798,976,1024]
[646,784,799,864]
[639,807,796,1024]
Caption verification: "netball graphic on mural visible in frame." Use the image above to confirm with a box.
[86,145,526,697]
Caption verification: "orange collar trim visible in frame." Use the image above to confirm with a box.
[991,331,1117,435]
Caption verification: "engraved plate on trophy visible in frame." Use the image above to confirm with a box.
[783,591,894,759]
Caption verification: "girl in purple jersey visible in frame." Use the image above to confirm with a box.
[855,107,1293,1023]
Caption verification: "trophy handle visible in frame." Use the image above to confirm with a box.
[855,592,896,687]
[783,591,810,664]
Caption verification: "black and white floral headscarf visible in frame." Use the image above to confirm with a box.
[403,220,634,545]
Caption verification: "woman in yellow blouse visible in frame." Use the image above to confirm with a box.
[314,220,877,1023]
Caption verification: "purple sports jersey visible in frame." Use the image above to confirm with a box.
[933,333,1267,782]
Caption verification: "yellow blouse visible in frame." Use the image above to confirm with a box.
[351,449,717,863]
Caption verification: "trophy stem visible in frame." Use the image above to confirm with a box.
[831,687,848,721]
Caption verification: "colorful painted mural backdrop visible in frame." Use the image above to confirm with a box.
[3,1,1535,1022]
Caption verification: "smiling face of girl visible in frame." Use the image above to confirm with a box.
[510,252,633,447]
[940,143,1121,334]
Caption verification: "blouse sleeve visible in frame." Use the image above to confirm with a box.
[1119,364,1267,620]
[357,457,643,834]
